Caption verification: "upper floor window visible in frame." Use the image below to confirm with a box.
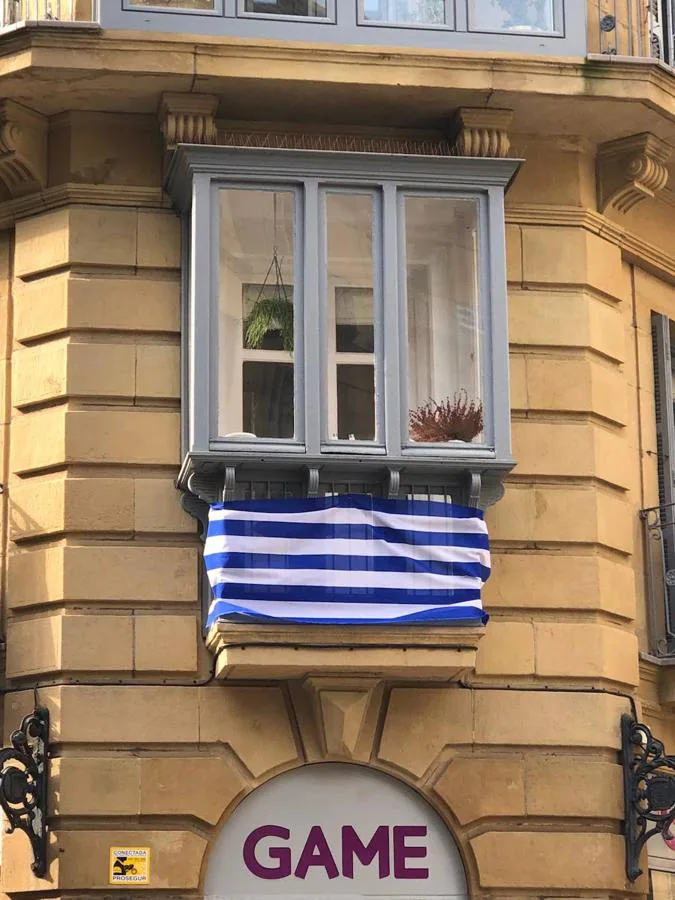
[103,1,583,55]
[167,147,519,506]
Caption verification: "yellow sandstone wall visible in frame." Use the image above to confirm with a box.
[0,110,661,897]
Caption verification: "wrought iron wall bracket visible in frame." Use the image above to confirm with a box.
[0,708,50,877]
[622,713,675,882]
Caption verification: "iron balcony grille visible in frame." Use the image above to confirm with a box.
[641,501,675,655]
[1,0,97,25]
[595,0,675,64]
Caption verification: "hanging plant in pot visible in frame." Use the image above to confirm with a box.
[244,249,294,353]
[409,390,484,443]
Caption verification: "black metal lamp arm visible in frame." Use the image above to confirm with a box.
[622,713,675,882]
[0,708,49,878]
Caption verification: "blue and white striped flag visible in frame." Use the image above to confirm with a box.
[204,494,490,629]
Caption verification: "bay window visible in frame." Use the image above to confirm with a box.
[167,147,519,507]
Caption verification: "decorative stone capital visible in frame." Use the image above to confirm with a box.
[159,92,218,152]
[448,107,513,158]
[597,132,671,214]
[0,100,48,199]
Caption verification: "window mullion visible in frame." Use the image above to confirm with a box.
[303,178,321,455]
[382,183,402,456]
[193,174,215,453]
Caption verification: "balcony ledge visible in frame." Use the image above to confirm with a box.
[206,622,484,681]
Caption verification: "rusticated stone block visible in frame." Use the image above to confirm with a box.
[475,621,534,676]
[525,757,623,819]
[433,756,525,824]
[134,614,198,673]
[140,755,246,824]
[509,288,625,363]
[56,829,207,891]
[199,686,299,777]
[484,550,635,620]
[15,206,138,277]
[51,757,139,816]
[6,614,133,677]
[134,477,194,534]
[54,686,199,744]
[14,273,180,342]
[521,226,629,301]
[8,545,198,608]
[534,622,639,686]
[471,832,628,890]
[137,209,180,268]
[378,688,473,777]
[10,476,135,540]
[474,691,628,749]
[135,343,180,399]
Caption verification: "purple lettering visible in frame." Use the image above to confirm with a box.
[341,825,390,879]
[393,825,428,879]
[243,825,291,880]
[294,825,339,880]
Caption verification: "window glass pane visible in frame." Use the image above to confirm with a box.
[337,365,375,441]
[127,0,216,8]
[405,196,483,445]
[469,0,555,32]
[243,0,328,16]
[362,0,446,24]
[243,362,294,438]
[325,193,376,442]
[218,188,296,440]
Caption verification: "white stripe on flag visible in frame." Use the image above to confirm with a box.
[207,566,483,591]
[210,505,487,534]
[204,534,490,566]
[208,598,482,620]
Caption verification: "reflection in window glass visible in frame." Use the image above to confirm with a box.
[405,196,483,445]
[326,193,377,442]
[218,188,296,440]
[362,0,445,24]
[469,0,554,32]
[243,0,328,16]
[127,0,216,8]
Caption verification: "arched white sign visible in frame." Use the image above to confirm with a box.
[204,763,468,899]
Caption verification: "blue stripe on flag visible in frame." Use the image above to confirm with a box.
[209,582,482,604]
[207,518,489,548]
[203,551,490,581]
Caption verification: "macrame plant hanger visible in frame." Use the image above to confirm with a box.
[244,193,294,352]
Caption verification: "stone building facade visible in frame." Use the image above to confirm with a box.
[0,1,673,898]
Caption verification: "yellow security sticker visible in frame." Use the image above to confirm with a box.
[109,847,150,885]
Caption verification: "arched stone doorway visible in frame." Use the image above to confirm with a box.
[204,763,468,899]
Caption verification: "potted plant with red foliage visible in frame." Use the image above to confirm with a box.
[409,390,484,443]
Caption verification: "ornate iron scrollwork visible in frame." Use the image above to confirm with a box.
[0,708,49,877]
[622,713,675,881]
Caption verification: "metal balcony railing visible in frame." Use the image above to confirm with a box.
[641,502,675,656]
[1,0,97,26]
[589,0,675,64]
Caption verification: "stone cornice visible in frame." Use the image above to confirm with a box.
[1,29,675,128]
[0,183,168,228]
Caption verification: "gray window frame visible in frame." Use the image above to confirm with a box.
[104,0,584,54]
[168,146,519,506]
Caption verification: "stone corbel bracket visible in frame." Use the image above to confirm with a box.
[448,108,513,158]
[159,92,219,153]
[0,100,48,199]
[597,132,671,215]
